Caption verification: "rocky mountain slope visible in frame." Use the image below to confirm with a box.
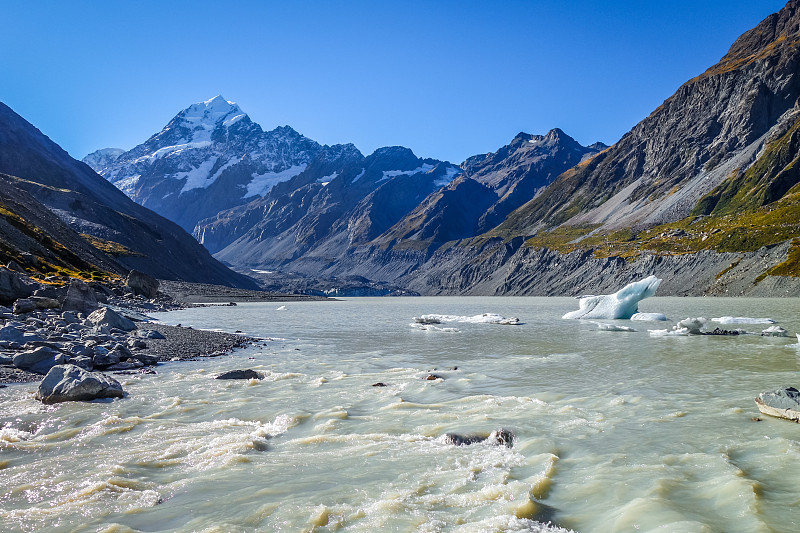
[85,96,330,232]
[0,101,255,287]
[206,145,460,267]
[229,0,800,296]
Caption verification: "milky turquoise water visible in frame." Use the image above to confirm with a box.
[2,297,800,532]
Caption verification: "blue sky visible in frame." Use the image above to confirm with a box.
[1,0,787,164]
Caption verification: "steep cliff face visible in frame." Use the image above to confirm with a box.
[377,129,603,247]
[497,0,800,236]
[210,146,460,269]
[0,101,256,287]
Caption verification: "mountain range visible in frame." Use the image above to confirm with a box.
[0,102,255,288]
[82,0,800,296]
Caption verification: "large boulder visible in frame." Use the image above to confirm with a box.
[86,307,136,332]
[126,270,159,299]
[61,279,99,315]
[13,346,67,374]
[35,364,124,404]
[0,268,36,306]
[31,296,61,310]
[12,298,36,314]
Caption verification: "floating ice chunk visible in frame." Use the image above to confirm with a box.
[276,305,287,311]
[631,312,668,321]
[413,313,520,325]
[563,276,662,320]
[649,317,706,336]
[592,322,636,332]
[676,317,707,335]
[712,316,776,325]
[761,326,788,337]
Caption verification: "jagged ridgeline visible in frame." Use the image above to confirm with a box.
[84,0,800,296]
[0,102,255,288]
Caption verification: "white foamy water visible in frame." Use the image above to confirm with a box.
[2,297,800,532]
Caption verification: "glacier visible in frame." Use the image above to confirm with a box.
[562,275,662,320]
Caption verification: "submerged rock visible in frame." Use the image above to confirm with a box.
[36,364,124,404]
[442,428,515,448]
[216,369,263,380]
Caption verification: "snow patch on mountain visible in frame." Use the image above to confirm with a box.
[379,164,435,182]
[246,164,307,197]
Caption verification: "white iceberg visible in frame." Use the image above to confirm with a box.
[276,305,287,311]
[755,386,800,421]
[562,276,662,320]
[631,313,668,321]
[761,326,788,337]
[649,328,690,336]
[712,316,776,325]
[413,313,520,325]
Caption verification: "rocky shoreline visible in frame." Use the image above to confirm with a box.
[0,267,310,390]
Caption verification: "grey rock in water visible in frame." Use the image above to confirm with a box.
[13,346,67,374]
[442,428,515,448]
[216,369,263,380]
[126,270,159,299]
[86,307,136,332]
[36,364,124,404]
[61,279,99,315]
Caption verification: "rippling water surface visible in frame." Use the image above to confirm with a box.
[2,297,800,532]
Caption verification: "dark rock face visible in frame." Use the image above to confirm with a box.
[12,298,36,314]
[216,369,262,380]
[0,268,35,306]
[35,364,124,403]
[61,279,99,315]
[126,270,159,299]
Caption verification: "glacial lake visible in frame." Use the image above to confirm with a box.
[2,297,800,532]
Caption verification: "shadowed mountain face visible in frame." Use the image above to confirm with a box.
[497,0,800,236]
[0,101,256,287]
[376,129,604,246]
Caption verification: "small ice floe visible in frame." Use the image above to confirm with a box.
[712,316,776,325]
[591,321,636,332]
[413,313,520,325]
[755,386,800,422]
[649,317,707,336]
[630,312,668,321]
[276,305,287,311]
[563,275,662,320]
[761,326,788,337]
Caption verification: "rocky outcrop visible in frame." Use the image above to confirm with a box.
[0,268,35,306]
[126,270,159,299]
[13,346,68,374]
[86,307,136,332]
[35,364,124,403]
[61,279,99,315]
